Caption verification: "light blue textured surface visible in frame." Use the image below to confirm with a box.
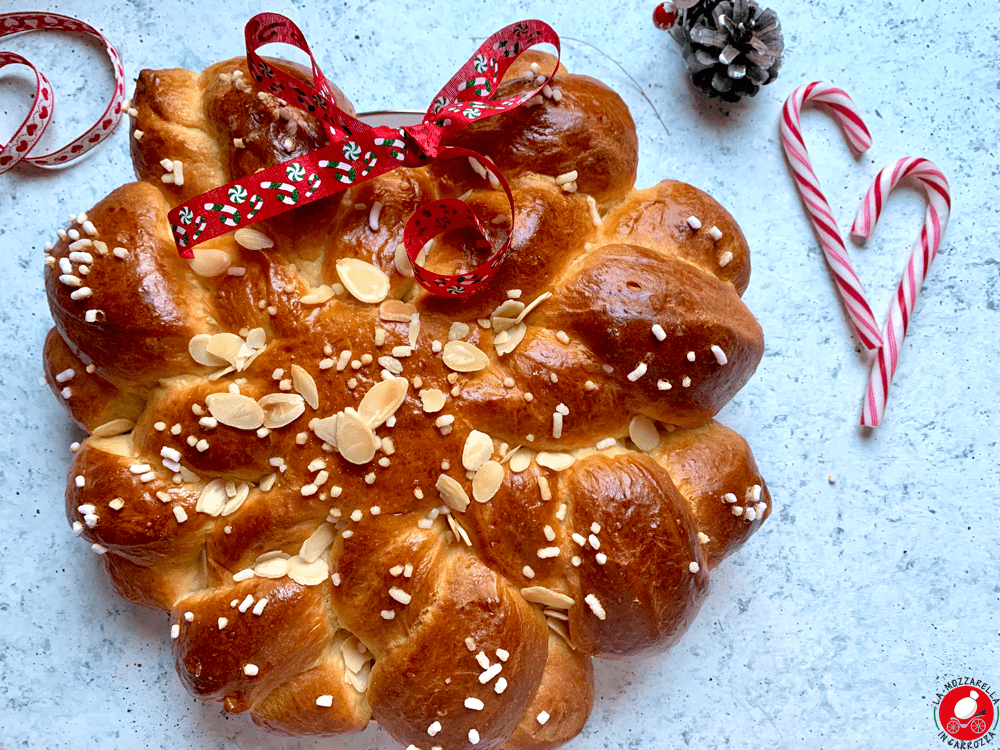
[1,1,997,748]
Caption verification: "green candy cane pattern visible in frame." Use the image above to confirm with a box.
[204,202,241,227]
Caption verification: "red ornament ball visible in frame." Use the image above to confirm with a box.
[653,2,679,30]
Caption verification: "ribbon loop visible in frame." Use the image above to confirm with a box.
[0,12,125,175]
[169,14,561,297]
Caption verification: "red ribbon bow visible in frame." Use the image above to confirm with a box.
[169,14,561,297]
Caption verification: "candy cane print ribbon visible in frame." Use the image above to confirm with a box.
[168,15,560,297]
[781,82,884,351]
[849,157,951,427]
[0,12,125,175]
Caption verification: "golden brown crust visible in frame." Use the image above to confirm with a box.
[43,45,772,749]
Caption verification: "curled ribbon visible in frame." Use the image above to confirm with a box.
[170,14,561,297]
[0,12,125,175]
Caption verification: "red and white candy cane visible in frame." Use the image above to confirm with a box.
[850,157,951,427]
[0,12,125,175]
[781,81,884,351]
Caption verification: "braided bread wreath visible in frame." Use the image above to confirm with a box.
[42,43,771,750]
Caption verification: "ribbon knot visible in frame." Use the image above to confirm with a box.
[169,13,561,297]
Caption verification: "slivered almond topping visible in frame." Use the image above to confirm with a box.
[195,479,227,517]
[205,392,264,430]
[336,408,377,464]
[472,461,504,503]
[205,332,245,368]
[520,586,575,609]
[448,322,471,340]
[311,414,339,447]
[442,340,489,372]
[341,637,369,673]
[379,299,417,322]
[436,474,470,512]
[300,285,336,304]
[188,334,228,366]
[462,430,494,471]
[358,377,408,428]
[287,555,329,586]
[254,556,290,578]
[536,452,575,471]
[258,393,305,428]
[189,247,232,277]
[336,258,390,304]
[629,415,660,452]
[245,327,266,350]
[234,227,274,249]
[494,322,527,356]
[419,388,446,413]
[514,291,552,324]
[509,448,532,473]
[91,419,135,438]
[291,364,319,409]
[221,483,250,516]
[300,523,335,563]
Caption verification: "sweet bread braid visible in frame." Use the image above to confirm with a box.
[42,49,771,749]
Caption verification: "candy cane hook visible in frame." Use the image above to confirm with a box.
[850,157,951,427]
[781,81,884,351]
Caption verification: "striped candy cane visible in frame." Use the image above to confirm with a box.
[204,202,241,227]
[261,181,299,205]
[304,173,321,198]
[849,157,951,427]
[781,82,884,351]
[318,159,356,183]
[246,194,264,220]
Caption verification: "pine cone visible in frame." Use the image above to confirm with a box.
[671,0,784,103]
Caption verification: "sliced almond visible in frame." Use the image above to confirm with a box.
[291,364,319,409]
[379,299,417,322]
[311,414,339,447]
[472,461,504,503]
[189,247,231,277]
[206,392,265,430]
[536,452,575,471]
[189,333,228,366]
[245,327,267,350]
[259,472,278,491]
[520,586,575,609]
[341,636,369,674]
[442,340,489,372]
[491,300,525,331]
[91,419,135,438]
[234,227,274,250]
[222,482,250,516]
[205,332,245,368]
[495,322,527,356]
[336,258,390,304]
[258,393,305,428]
[436,474,470,513]
[196,478,227,517]
[358,377,408,429]
[208,365,235,381]
[254,556,290,578]
[300,523,335,563]
[509,447,532,473]
[462,430,494,471]
[287,554,329,586]
[345,660,372,692]
[408,314,420,348]
[514,291,552,324]
[419,388,446,413]
[300,285,336,305]
[448,322,471,340]
[337,408,377,464]
[629,415,660,452]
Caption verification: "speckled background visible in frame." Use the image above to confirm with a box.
[1,1,997,748]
